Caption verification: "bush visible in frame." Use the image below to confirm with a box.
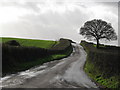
[5,40,20,46]
[2,38,73,75]
[81,40,120,88]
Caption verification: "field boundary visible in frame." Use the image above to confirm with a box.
[2,38,73,76]
[80,40,119,88]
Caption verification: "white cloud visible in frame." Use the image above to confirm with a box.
[85,3,118,34]
[0,6,33,24]
[0,1,118,45]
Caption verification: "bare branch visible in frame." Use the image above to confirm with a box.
[80,19,117,48]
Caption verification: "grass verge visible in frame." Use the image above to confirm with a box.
[84,60,119,88]
[81,40,119,89]
[3,46,73,76]
[2,38,73,76]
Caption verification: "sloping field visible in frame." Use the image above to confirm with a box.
[1,37,57,49]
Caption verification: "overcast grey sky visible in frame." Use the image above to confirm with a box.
[0,0,119,45]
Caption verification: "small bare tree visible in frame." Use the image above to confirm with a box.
[80,19,117,48]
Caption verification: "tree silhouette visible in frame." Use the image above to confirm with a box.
[80,19,117,48]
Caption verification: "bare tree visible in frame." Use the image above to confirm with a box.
[80,19,117,48]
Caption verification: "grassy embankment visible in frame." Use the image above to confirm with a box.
[2,37,73,76]
[80,40,119,89]
[1,37,57,49]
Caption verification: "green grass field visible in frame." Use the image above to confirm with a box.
[1,37,57,49]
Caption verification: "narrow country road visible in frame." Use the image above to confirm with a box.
[1,44,99,88]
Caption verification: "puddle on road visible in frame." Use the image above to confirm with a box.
[0,65,47,87]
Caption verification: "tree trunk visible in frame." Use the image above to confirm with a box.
[96,39,99,49]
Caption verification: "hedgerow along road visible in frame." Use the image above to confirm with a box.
[1,44,99,88]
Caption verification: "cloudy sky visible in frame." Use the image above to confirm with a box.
[0,0,119,45]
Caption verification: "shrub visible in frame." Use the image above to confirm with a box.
[81,40,119,88]
[5,40,20,46]
[2,38,73,74]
